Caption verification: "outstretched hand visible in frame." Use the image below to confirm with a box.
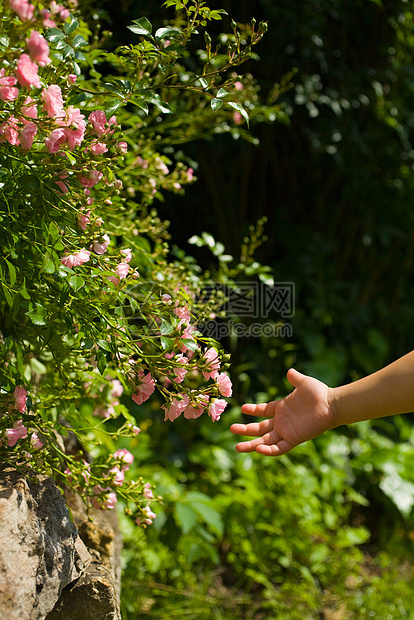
[230,368,337,456]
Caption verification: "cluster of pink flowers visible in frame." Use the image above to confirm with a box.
[132,370,156,405]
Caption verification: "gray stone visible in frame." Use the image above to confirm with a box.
[46,551,121,620]
[0,466,90,620]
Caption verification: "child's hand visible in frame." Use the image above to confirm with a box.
[230,368,337,456]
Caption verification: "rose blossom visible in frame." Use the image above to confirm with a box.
[103,491,117,510]
[90,142,108,155]
[132,371,155,405]
[45,128,66,153]
[172,354,188,384]
[108,466,125,487]
[114,448,134,470]
[208,398,227,422]
[162,394,189,422]
[216,373,233,397]
[16,54,41,89]
[20,122,37,149]
[61,249,90,268]
[184,394,209,419]
[40,8,55,28]
[91,234,110,255]
[9,0,35,21]
[31,432,44,450]
[115,262,130,279]
[0,69,19,102]
[143,483,154,499]
[42,85,64,118]
[120,248,132,263]
[88,110,116,137]
[26,30,51,66]
[61,106,86,149]
[0,116,20,146]
[135,505,157,526]
[68,74,77,84]
[14,386,27,412]
[78,208,90,231]
[202,347,221,380]
[78,169,103,188]
[117,141,128,154]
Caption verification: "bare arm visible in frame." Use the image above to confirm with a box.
[230,351,414,457]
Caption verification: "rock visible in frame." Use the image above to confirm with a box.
[46,490,122,619]
[46,551,121,620]
[0,466,90,620]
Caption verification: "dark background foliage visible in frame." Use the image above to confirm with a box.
[81,1,414,616]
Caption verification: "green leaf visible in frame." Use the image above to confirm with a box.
[26,303,47,326]
[41,257,56,274]
[160,336,175,351]
[105,98,123,117]
[45,28,65,43]
[160,320,174,336]
[18,174,40,191]
[64,16,79,35]
[228,101,250,127]
[128,17,153,37]
[217,88,229,98]
[180,337,199,352]
[30,358,47,375]
[155,26,181,40]
[175,503,198,534]
[5,259,16,287]
[97,339,112,352]
[68,275,85,292]
[97,350,107,375]
[1,284,13,308]
[72,34,88,48]
[198,77,208,89]
[211,98,223,111]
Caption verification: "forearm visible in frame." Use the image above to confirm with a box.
[330,351,414,427]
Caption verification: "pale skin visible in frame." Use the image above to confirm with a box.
[230,351,414,456]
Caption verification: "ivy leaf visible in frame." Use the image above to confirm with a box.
[227,101,250,126]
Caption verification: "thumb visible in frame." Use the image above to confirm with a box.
[286,368,307,389]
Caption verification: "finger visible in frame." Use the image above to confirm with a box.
[241,402,277,417]
[286,368,307,389]
[230,419,273,437]
[256,439,294,457]
[234,437,267,453]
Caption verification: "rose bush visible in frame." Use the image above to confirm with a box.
[0,0,281,524]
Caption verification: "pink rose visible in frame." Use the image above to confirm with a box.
[26,31,51,66]
[0,116,20,146]
[120,248,132,263]
[20,122,37,149]
[132,371,155,405]
[78,209,90,231]
[90,142,108,155]
[78,169,103,188]
[61,106,86,149]
[68,74,77,84]
[184,395,209,419]
[45,128,66,153]
[114,448,134,470]
[88,110,109,137]
[162,395,189,422]
[202,347,221,380]
[216,373,232,397]
[91,234,110,255]
[42,85,64,118]
[0,69,19,101]
[117,141,128,154]
[5,429,20,447]
[115,262,130,279]
[40,9,55,28]
[21,97,37,121]
[9,0,35,21]
[14,386,27,412]
[61,249,91,268]
[208,398,227,422]
[172,354,188,384]
[31,432,43,450]
[108,466,125,486]
[103,491,117,509]
[16,54,40,89]
[143,483,154,499]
